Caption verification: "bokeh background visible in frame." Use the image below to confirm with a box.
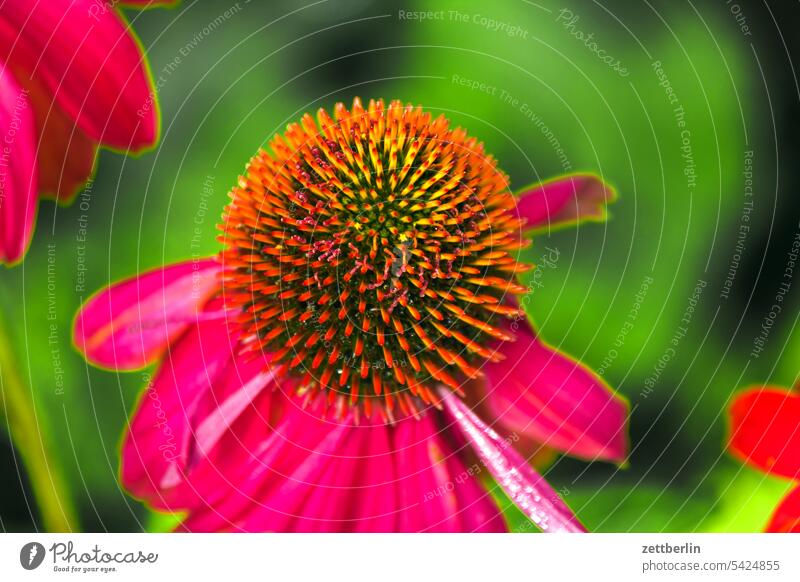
[2,0,800,532]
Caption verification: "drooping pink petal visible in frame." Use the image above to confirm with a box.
[120,314,234,505]
[729,387,800,480]
[393,413,505,532]
[144,382,278,515]
[347,423,401,532]
[120,315,275,509]
[176,396,504,532]
[237,411,391,533]
[73,259,222,369]
[484,320,628,463]
[516,174,615,230]
[179,400,357,532]
[440,388,586,533]
[19,71,97,203]
[0,67,38,265]
[286,415,396,533]
[0,0,159,151]
[188,355,278,469]
[766,486,800,533]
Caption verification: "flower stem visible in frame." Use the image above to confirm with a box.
[0,311,78,532]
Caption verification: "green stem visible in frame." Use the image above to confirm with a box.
[0,311,78,532]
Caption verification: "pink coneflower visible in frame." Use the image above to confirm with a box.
[74,99,628,532]
[0,0,174,265]
[728,386,800,532]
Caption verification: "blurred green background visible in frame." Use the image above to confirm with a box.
[2,0,799,532]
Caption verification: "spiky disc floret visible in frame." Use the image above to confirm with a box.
[219,98,531,417]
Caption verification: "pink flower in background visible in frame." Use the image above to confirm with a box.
[0,0,175,265]
[74,99,628,532]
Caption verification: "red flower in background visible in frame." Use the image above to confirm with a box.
[728,386,800,533]
[0,0,175,265]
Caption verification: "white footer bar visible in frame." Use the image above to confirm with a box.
[1,533,798,581]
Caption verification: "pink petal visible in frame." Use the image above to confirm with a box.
[180,401,356,532]
[121,317,275,509]
[348,424,399,532]
[178,399,504,532]
[393,413,506,533]
[120,314,233,505]
[0,0,159,150]
[21,72,98,203]
[157,384,280,516]
[440,388,586,533]
[242,413,392,533]
[0,67,38,264]
[485,320,629,463]
[73,259,222,369]
[189,356,277,467]
[516,174,616,230]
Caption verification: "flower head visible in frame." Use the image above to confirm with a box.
[221,98,529,417]
[0,0,173,265]
[74,99,628,532]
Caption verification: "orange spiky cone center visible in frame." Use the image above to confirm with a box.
[219,98,530,417]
